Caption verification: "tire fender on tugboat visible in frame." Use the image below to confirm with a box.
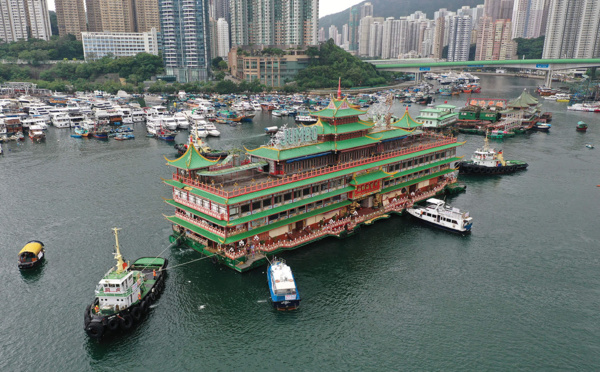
[130,306,142,321]
[119,314,133,330]
[86,321,105,339]
[141,299,149,311]
[107,317,119,331]
[84,305,92,325]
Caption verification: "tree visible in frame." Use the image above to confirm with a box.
[515,36,545,59]
[211,57,224,70]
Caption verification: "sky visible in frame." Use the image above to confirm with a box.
[320,0,364,17]
[48,0,363,17]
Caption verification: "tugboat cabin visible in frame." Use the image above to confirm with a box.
[95,270,143,314]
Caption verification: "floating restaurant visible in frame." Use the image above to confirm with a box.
[163,96,464,272]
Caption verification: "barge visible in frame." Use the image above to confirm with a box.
[163,96,464,272]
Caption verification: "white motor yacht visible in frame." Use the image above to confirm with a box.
[203,122,220,137]
[174,112,189,129]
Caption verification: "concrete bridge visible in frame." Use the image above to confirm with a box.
[369,58,600,87]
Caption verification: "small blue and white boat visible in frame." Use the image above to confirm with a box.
[267,258,300,310]
[407,198,473,234]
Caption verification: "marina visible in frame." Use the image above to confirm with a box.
[1,75,600,370]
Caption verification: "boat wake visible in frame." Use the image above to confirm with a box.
[198,305,207,310]
[256,300,268,303]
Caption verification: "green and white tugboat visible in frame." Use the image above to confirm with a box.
[84,228,168,340]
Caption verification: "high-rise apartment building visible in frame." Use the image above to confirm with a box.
[511,0,545,39]
[360,2,373,19]
[483,0,513,21]
[348,5,359,51]
[368,21,383,58]
[447,15,472,61]
[431,16,446,59]
[0,0,29,43]
[217,17,230,59]
[26,0,52,40]
[1,0,55,43]
[160,0,210,81]
[230,0,317,47]
[87,0,160,33]
[55,0,87,40]
[475,16,516,60]
[543,0,600,59]
[134,0,161,32]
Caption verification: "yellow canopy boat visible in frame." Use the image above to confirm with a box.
[18,241,45,269]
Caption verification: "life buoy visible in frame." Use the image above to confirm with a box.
[86,322,105,339]
[107,317,119,331]
[120,314,133,330]
[130,306,142,321]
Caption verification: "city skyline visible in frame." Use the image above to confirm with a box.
[45,0,356,17]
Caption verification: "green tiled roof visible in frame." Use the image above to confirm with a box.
[197,161,268,176]
[246,142,332,161]
[391,110,423,129]
[350,170,395,185]
[305,119,374,135]
[248,126,412,161]
[507,89,538,108]
[168,200,352,244]
[434,104,456,109]
[334,135,381,151]
[165,144,220,170]
[310,97,367,118]
[375,128,413,140]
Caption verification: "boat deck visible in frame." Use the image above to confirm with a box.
[181,134,454,193]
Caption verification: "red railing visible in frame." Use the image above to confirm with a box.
[174,196,226,220]
[175,212,226,237]
[173,134,457,199]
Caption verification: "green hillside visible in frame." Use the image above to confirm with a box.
[293,39,390,90]
[320,0,484,31]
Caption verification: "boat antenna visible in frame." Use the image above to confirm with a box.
[112,227,126,273]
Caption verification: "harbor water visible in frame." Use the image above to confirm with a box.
[1,75,600,371]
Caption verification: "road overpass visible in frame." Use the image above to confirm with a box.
[369,58,600,87]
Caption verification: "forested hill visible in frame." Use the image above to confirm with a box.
[293,39,390,90]
[320,0,484,31]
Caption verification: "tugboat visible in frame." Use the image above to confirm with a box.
[18,241,45,269]
[84,228,167,340]
[267,258,301,310]
[457,135,528,175]
[406,198,473,234]
[576,121,588,132]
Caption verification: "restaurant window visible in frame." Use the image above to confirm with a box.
[252,201,261,211]
[241,204,250,214]
[284,193,292,202]
[263,198,272,207]
[303,188,310,196]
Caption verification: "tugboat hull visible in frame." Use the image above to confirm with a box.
[457,161,528,175]
[84,257,168,340]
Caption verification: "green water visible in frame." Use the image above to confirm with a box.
[1,76,599,371]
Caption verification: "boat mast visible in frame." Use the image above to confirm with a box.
[112,227,126,273]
